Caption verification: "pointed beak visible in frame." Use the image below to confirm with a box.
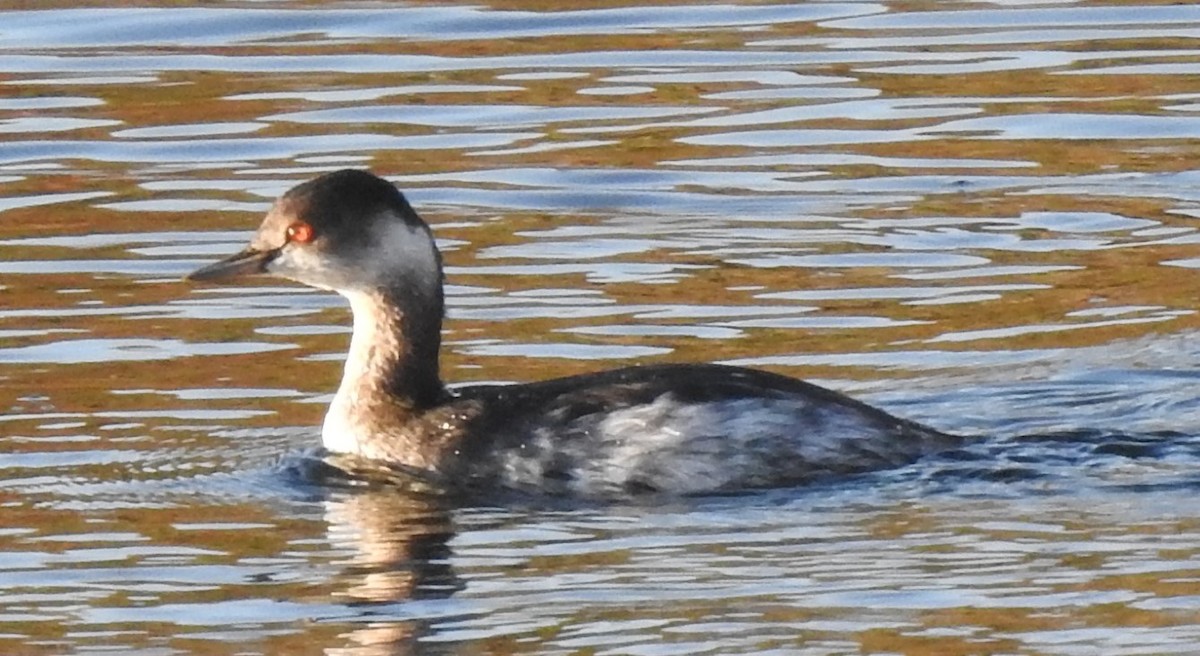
[185,247,277,282]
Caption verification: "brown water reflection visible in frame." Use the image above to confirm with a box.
[3,1,1200,654]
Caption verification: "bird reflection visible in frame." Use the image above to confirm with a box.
[320,481,464,656]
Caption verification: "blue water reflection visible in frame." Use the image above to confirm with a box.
[2,2,1200,655]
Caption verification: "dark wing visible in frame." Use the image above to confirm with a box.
[458,363,942,433]
[448,364,957,495]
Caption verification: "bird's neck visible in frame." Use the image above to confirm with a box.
[322,287,446,455]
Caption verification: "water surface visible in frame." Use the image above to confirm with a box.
[3,1,1200,654]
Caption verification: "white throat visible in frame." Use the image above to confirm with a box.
[321,290,397,455]
[315,217,445,456]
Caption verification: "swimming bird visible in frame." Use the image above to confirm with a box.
[187,169,958,496]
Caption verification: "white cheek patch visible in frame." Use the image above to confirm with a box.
[367,215,440,294]
[267,245,339,291]
[265,212,440,296]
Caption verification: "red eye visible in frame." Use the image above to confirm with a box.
[286,221,315,243]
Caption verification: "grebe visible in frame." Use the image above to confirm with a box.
[187,169,958,496]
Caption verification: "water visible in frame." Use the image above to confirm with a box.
[2,1,1200,653]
